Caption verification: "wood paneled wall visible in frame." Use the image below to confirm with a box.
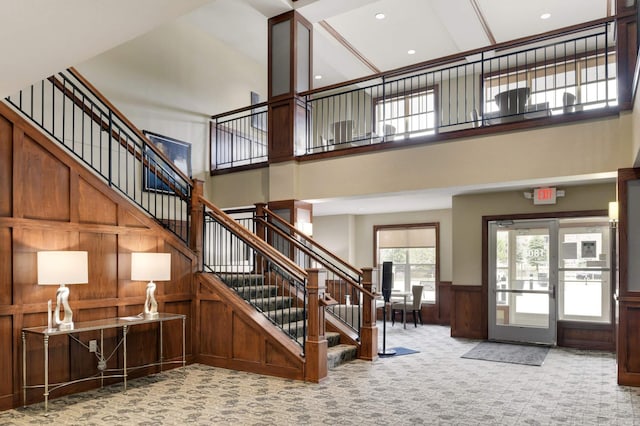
[0,103,196,410]
[195,273,305,380]
[450,285,486,339]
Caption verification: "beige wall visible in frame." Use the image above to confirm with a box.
[314,209,453,281]
[313,215,356,264]
[451,182,616,287]
[207,167,269,208]
[77,18,267,186]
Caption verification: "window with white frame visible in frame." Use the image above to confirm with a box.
[375,89,436,138]
[375,224,439,302]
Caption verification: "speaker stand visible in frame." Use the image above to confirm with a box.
[378,302,396,357]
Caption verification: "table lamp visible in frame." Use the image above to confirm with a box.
[131,252,171,318]
[37,251,89,330]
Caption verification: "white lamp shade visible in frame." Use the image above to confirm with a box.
[609,201,619,221]
[37,251,89,285]
[131,252,171,281]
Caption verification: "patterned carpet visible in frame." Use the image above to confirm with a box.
[1,323,639,425]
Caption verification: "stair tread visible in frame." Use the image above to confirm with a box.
[327,344,358,369]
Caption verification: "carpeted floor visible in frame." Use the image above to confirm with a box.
[461,341,550,366]
[1,323,639,425]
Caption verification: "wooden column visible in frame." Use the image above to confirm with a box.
[189,179,204,271]
[617,168,640,385]
[359,268,378,360]
[267,11,312,163]
[304,269,327,383]
[254,202,267,275]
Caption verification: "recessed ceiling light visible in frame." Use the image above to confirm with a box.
[375,13,385,20]
[314,75,322,80]
[408,49,416,55]
[540,13,551,20]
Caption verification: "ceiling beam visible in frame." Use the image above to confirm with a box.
[318,20,381,74]
[470,0,496,45]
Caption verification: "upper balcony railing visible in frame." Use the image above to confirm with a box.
[210,102,268,171]
[211,20,618,171]
[210,19,618,172]
[302,19,616,155]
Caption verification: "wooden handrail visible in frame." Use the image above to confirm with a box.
[210,101,268,120]
[262,206,363,277]
[256,217,375,299]
[67,67,193,186]
[199,196,307,280]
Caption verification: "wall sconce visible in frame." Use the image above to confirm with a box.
[609,201,619,224]
[131,252,171,318]
[37,251,89,330]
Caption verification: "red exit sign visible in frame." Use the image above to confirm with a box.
[534,187,557,205]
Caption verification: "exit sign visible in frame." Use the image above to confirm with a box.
[534,187,557,205]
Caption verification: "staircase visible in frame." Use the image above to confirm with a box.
[5,66,366,383]
[223,273,357,370]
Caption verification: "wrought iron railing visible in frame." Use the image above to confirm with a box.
[203,201,308,352]
[224,205,371,338]
[303,20,616,154]
[4,68,192,243]
[210,102,268,171]
[209,19,617,168]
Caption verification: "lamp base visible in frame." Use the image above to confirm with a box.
[144,312,159,319]
[58,321,74,330]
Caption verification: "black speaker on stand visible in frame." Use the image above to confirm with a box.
[378,261,396,357]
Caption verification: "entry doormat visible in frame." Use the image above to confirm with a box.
[388,347,420,356]
[461,341,550,366]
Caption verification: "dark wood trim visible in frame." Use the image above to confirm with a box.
[616,13,639,109]
[210,161,268,176]
[617,168,640,299]
[470,0,496,45]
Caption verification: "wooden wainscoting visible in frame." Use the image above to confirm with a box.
[195,273,305,380]
[618,299,640,386]
[0,103,196,410]
[557,321,615,352]
[450,285,486,339]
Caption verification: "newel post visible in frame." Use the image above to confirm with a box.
[360,268,379,360]
[305,269,328,383]
[254,203,267,242]
[189,179,204,271]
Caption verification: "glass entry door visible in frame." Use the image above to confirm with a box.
[488,220,558,345]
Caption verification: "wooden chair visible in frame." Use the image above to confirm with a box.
[391,285,424,327]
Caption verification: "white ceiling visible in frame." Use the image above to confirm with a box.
[0,0,211,98]
[0,0,615,217]
[182,0,611,88]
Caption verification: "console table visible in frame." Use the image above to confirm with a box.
[22,312,186,412]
